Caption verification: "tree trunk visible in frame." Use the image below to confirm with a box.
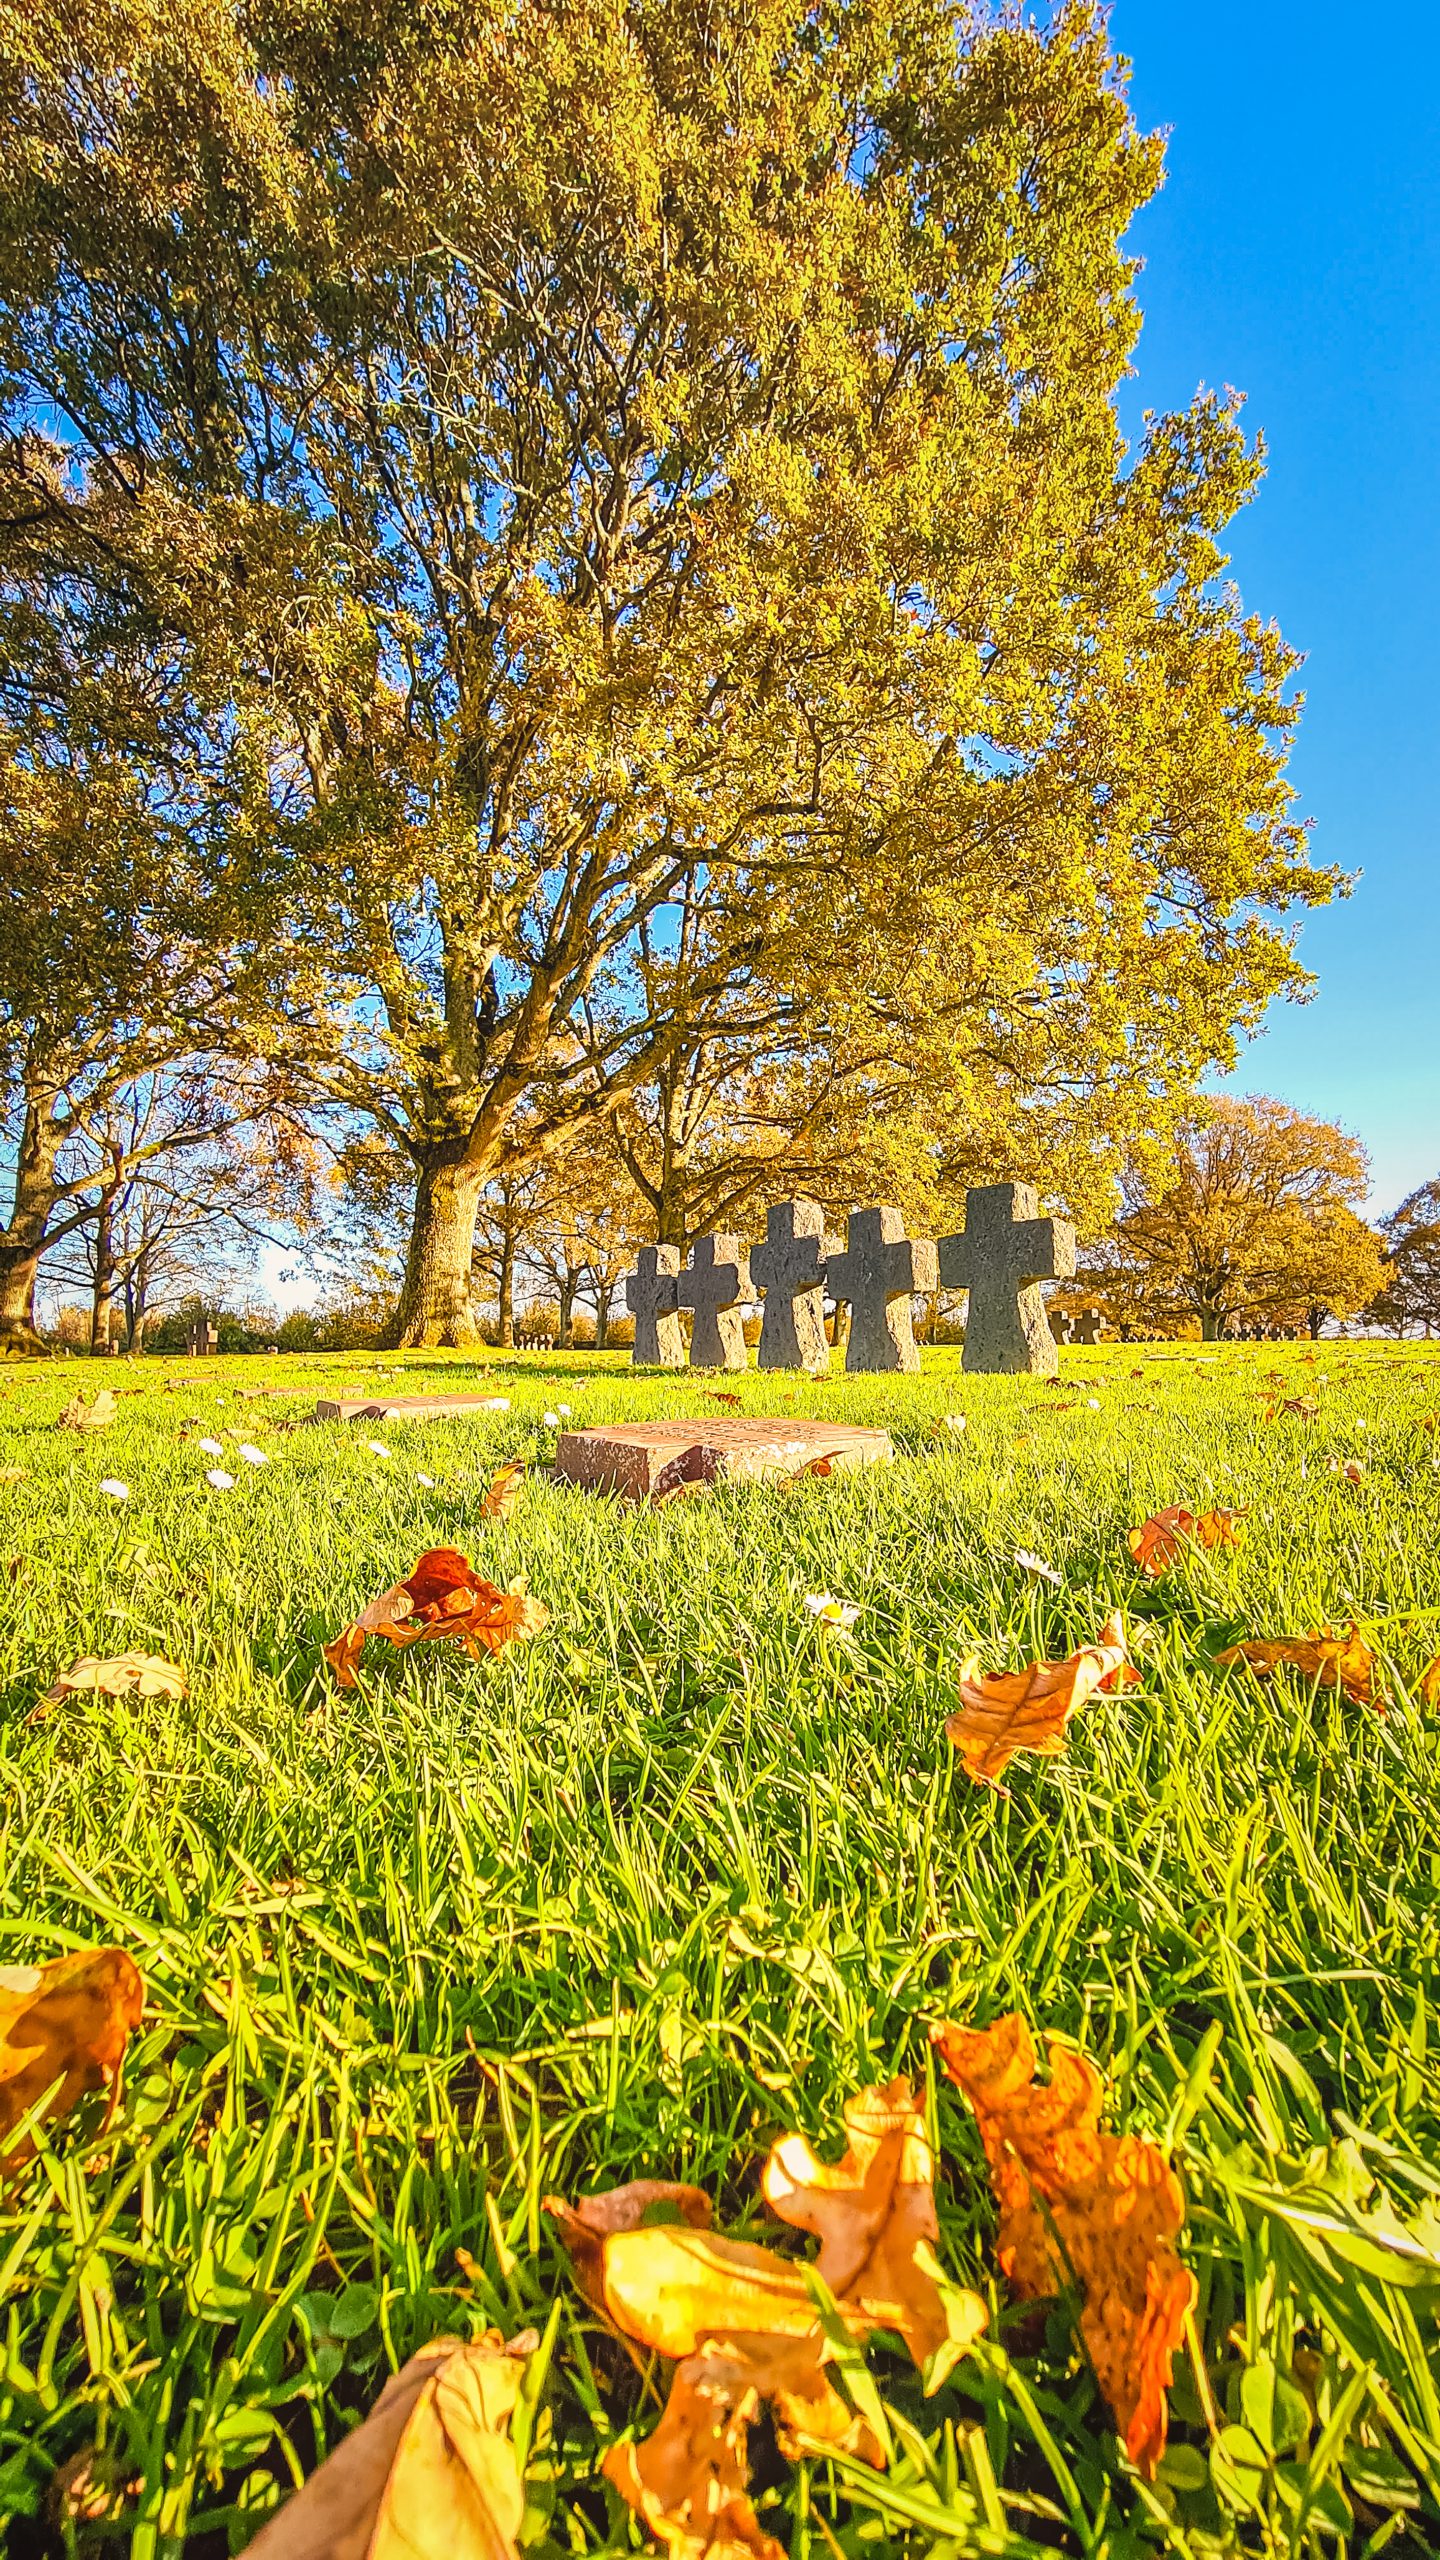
[595,1280,612,1350]
[0,1096,60,1353]
[558,1270,576,1349]
[392,1156,486,1348]
[1308,1305,1325,1340]
[497,1236,515,1348]
[91,1183,118,1353]
[1200,1308,1220,1342]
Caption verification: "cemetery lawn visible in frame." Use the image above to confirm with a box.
[4,1340,1440,2558]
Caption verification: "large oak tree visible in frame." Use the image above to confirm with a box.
[2,0,1333,1340]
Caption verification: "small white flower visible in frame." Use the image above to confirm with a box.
[1014,1548,1063,1585]
[205,1468,236,1490]
[365,1439,391,1458]
[543,1410,560,1428]
[1355,1418,1368,1432]
[1086,1397,1101,1410]
[99,1477,130,1502]
[558,1403,572,1418]
[803,1591,861,1630]
[416,1471,435,1489]
[236,1443,268,1466]
[197,1436,225,1457]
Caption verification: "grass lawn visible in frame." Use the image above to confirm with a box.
[3,1339,1440,2558]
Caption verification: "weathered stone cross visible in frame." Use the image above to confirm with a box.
[750,1197,829,1373]
[625,1243,686,1368]
[678,1231,752,1370]
[827,1206,937,1373]
[938,1182,1076,1375]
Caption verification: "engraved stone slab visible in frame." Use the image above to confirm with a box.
[751,1198,829,1373]
[938,1182,1076,1376]
[826,1206,937,1374]
[555,1414,893,1500]
[625,1244,686,1368]
[677,1232,752,1370]
[316,1392,513,1422]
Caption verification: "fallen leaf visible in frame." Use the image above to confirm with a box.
[1418,1658,1440,1711]
[0,1465,24,1485]
[481,1461,526,1519]
[1263,1395,1319,1422]
[698,1390,743,1411]
[35,1654,186,1721]
[604,2330,879,2560]
[945,1612,1138,1792]
[931,2012,1194,2479]
[247,2330,533,2560]
[1216,1626,1386,1710]
[324,1548,548,1687]
[57,1390,118,1432]
[0,1947,145,2169]
[1128,1507,1245,1577]
[1325,1457,1365,1485]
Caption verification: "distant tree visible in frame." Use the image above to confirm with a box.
[2,0,1335,1347]
[1101,1096,1382,1340]
[1370,1183,1440,1336]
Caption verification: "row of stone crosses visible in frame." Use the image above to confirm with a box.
[624,1182,1076,1378]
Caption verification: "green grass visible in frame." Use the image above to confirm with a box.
[4,1338,1440,2558]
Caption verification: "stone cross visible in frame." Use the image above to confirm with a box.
[826,1207,938,1374]
[1072,1309,1102,1347]
[938,1182,1076,1376]
[677,1232,752,1370]
[188,1317,218,1357]
[625,1244,686,1368]
[750,1197,829,1373]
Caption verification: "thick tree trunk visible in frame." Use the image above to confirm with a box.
[1200,1308,1220,1342]
[0,1097,60,1353]
[595,1280,612,1350]
[497,1237,515,1348]
[392,1156,486,1348]
[1308,1305,1325,1340]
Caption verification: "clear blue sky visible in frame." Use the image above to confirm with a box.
[1110,1,1440,1214]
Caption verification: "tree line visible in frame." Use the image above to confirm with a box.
[0,0,1358,1349]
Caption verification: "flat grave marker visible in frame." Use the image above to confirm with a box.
[316,1392,513,1423]
[555,1414,893,1500]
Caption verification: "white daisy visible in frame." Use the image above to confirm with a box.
[1014,1549,1063,1585]
[558,1403,572,1418]
[543,1411,559,1428]
[236,1443,268,1466]
[197,1436,225,1457]
[803,1591,861,1630]
[365,1440,391,1458]
[99,1478,130,1502]
[416,1471,435,1489]
[205,1468,236,1491]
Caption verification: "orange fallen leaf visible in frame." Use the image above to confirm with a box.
[1326,1457,1364,1485]
[0,1948,145,2170]
[945,1612,1138,1792]
[480,1461,526,1520]
[324,1548,547,1687]
[931,2012,1194,2480]
[1128,1507,1245,1577]
[603,2331,879,2560]
[1418,1657,1440,1710]
[247,2330,532,2560]
[762,2075,984,2368]
[56,1390,117,1432]
[1216,1625,1386,1710]
[698,1390,743,1411]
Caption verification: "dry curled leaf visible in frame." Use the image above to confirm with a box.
[1127,1507,1244,1577]
[0,1947,144,2169]
[604,2330,880,2560]
[945,1611,1138,1792]
[1263,1394,1319,1422]
[480,1461,526,1520]
[248,2331,533,2560]
[931,2012,1194,2479]
[698,1390,743,1411]
[1216,1625,1386,1710]
[56,1390,118,1432]
[1418,1657,1440,1711]
[324,1548,548,1686]
[37,1654,186,1718]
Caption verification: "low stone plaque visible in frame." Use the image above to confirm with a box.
[554,1414,893,1500]
[316,1392,513,1422]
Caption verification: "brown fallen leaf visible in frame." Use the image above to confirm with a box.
[0,1947,145,2169]
[56,1390,118,1432]
[1326,1456,1365,1485]
[604,2330,880,2560]
[481,1461,526,1520]
[248,2330,533,2560]
[931,2011,1195,2480]
[945,1611,1138,1793]
[324,1548,548,1687]
[698,1390,743,1411]
[1216,1625,1386,1710]
[1418,1657,1440,1710]
[37,1654,187,1717]
[1128,1507,1245,1578]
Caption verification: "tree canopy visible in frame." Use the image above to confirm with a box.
[2,0,1334,1339]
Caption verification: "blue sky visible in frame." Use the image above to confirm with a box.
[1109,2,1440,1213]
